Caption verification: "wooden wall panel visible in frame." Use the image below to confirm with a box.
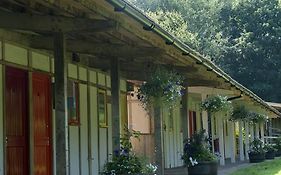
[89,71,97,84]
[89,86,99,175]
[69,126,80,175]
[68,64,78,79]
[97,73,106,86]
[99,128,108,170]
[4,43,28,66]
[79,67,87,81]
[31,52,50,72]
[79,84,89,175]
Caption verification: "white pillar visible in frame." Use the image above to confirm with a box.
[239,121,245,161]
[250,124,254,142]
[211,115,215,153]
[245,122,250,160]
[255,124,260,139]
[229,121,236,163]
[260,123,265,143]
[201,94,208,133]
[218,116,225,165]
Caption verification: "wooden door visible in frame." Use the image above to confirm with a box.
[5,67,29,175]
[33,72,52,175]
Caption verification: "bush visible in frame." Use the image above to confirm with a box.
[249,138,264,154]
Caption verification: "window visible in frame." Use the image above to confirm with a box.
[67,80,79,125]
[98,89,107,127]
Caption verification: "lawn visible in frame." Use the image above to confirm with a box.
[231,158,281,175]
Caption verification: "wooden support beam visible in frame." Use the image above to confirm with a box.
[111,57,121,151]
[154,106,164,175]
[181,88,188,140]
[30,36,163,57]
[54,32,69,175]
[0,10,116,32]
[239,121,245,161]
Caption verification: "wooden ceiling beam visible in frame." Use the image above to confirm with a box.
[0,10,116,32]
[30,36,163,57]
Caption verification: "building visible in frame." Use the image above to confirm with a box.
[0,0,279,175]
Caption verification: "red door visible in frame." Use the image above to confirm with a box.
[5,67,29,175]
[33,72,52,175]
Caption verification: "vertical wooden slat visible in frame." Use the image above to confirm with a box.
[54,32,69,175]
[218,116,225,166]
[245,122,250,160]
[181,88,188,140]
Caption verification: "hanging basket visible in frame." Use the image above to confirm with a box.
[201,95,233,115]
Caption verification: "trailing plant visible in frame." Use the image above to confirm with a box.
[201,95,233,114]
[137,67,184,111]
[249,138,265,154]
[103,128,157,175]
[247,112,267,124]
[230,105,249,122]
[182,130,217,167]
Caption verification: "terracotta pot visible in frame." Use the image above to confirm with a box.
[248,152,265,163]
[188,161,218,175]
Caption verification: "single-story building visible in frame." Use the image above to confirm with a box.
[0,0,280,175]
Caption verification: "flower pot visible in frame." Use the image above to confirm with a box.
[248,152,265,163]
[188,161,218,175]
[276,150,281,157]
[265,151,275,159]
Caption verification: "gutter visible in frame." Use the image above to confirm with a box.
[105,0,281,117]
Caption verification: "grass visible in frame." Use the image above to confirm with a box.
[231,158,281,175]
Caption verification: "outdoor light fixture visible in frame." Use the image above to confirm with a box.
[72,52,80,62]
[165,40,174,45]
[114,4,126,12]
[227,94,243,101]
[143,23,155,31]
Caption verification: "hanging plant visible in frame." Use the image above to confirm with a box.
[201,95,233,114]
[137,67,184,111]
[230,106,249,122]
[247,112,267,124]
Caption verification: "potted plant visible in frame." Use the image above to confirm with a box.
[102,128,157,175]
[248,139,265,163]
[264,144,276,159]
[274,137,281,157]
[182,130,218,175]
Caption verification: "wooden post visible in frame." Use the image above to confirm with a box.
[154,106,164,175]
[245,122,250,160]
[181,88,188,140]
[239,121,244,161]
[229,121,235,163]
[218,116,225,166]
[111,58,120,151]
[54,32,69,175]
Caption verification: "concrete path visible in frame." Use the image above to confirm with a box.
[218,161,255,175]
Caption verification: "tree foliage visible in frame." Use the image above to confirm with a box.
[129,0,281,102]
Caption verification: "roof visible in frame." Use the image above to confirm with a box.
[106,0,281,117]
[0,0,280,117]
